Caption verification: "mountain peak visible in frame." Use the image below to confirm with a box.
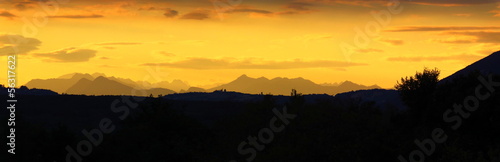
[75,77,93,83]
[236,74,252,80]
[57,73,77,79]
[91,72,106,78]
[340,80,356,85]
[271,77,285,81]
[440,50,500,83]
[70,73,94,81]
[257,76,269,80]
[94,76,110,82]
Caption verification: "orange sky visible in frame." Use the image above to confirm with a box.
[1,0,499,88]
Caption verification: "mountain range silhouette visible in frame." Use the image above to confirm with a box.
[25,73,380,96]
[208,74,380,95]
[22,50,500,96]
[25,74,176,96]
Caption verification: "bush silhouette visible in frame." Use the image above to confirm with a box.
[395,68,440,121]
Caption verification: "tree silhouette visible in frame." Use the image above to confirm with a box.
[396,68,439,103]
[395,67,440,125]
[290,88,304,106]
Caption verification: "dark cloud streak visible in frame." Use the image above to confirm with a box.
[94,42,142,46]
[446,31,500,43]
[0,11,16,18]
[285,2,313,11]
[141,57,367,69]
[49,14,104,19]
[164,8,179,18]
[33,47,97,62]
[386,26,500,32]
[226,8,273,14]
[180,10,210,20]
[387,54,483,62]
[0,34,41,56]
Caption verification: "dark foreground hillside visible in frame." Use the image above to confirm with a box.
[1,73,500,162]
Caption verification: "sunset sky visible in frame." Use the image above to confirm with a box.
[1,0,499,88]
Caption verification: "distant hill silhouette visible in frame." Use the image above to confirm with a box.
[186,87,207,93]
[440,50,500,83]
[335,89,407,111]
[142,88,176,96]
[0,85,58,96]
[208,74,380,95]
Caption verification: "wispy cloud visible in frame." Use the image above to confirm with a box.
[379,38,404,46]
[164,8,179,18]
[472,43,500,55]
[296,0,497,7]
[285,2,313,11]
[180,10,211,20]
[274,2,315,15]
[142,57,367,69]
[138,6,161,11]
[13,2,34,11]
[223,2,315,17]
[226,8,273,14]
[491,10,500,17]
[406,0,498,6]
[49,14,104,19]
[0,34,41,56]
[0,11,16,19]
[444,31,500,43]
[156,51,175,57]
[94,42,142,46]
[356,48,384,53]
[138,6,179,18]
[387,54,483,62]
[431,36,476,44]
[33,47,97,62]
[386,26,500,32]
[490,4,500,17]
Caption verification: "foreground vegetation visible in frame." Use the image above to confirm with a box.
[1,69,499,162]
